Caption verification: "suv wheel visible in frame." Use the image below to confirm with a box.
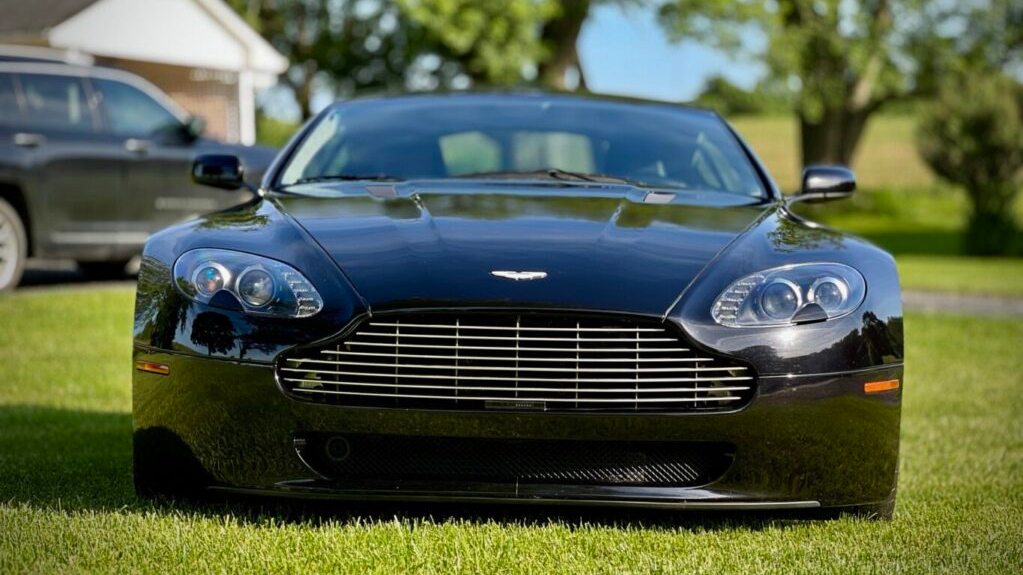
[0,198,27,291]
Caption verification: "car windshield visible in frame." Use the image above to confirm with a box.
[277,95,766,197]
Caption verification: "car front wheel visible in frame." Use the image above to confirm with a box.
[0,198,27,291]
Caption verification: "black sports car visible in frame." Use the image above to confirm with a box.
[132,93,903,518]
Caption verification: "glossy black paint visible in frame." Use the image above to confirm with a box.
[276,182,767,315]
[132,93,902,511]
[133,349,900,508]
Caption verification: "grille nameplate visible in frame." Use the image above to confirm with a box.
[278,313,756,412]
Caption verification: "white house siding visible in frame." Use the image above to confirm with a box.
[49,0,249,72]
[42,0,287,144]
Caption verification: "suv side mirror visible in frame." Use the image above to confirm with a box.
[790,166,856,203]
[185,115,205,141]
[155,116,205,146]
[192,154,252,191]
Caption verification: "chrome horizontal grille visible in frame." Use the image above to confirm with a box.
[278,313,755,412]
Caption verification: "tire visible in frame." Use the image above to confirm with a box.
[0,197,28,291]
[78,260,131,280]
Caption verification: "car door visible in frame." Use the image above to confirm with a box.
[89,76,225,237]
[7,70,129,261]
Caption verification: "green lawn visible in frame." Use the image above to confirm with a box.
[731,114,933,192]
[788,187,1023,296]
[1,288,1021,573]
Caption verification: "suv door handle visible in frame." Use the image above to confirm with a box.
[13,133,46,148]
[124,138,149,154]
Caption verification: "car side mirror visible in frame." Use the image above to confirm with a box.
[155,116,205,146]
[192,154,253,191]
[790,166,856,203]
[185,115,205,141]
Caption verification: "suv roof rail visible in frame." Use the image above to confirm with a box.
[0,45,94,66]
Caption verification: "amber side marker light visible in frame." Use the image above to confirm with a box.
[135,361,170,376]
[864,379,899,393]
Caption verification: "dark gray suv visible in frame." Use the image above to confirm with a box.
[0,61,278,290]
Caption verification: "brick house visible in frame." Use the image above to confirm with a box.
[1,0,288,144]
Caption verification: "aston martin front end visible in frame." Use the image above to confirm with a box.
[132,93,903,518]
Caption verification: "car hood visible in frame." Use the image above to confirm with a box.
[274,181,772,315]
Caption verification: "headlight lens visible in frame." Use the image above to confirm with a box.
[712,263,865,327]
[759,279,802,320]
[193,263,227,297]
[237,267,275,307]
[173,249,323,318]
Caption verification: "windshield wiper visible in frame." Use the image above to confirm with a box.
[455,169,650,187]
[289,174,404,185]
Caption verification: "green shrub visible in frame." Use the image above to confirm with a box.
[256,114,300,149]
[916,74,1023,255]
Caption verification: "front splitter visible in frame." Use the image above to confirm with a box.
[208,484,820,511]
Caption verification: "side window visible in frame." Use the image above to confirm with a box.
[280,110,344,184]
[16,73,94,132]
[92,78,180,137]
[0,73,21,125]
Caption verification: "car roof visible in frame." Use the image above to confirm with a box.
[0,60,189,122]
[328,90,720,119]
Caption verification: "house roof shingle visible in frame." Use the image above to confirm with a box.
[1,0,101,34]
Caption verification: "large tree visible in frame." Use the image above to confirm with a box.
[658,0,1018,168]
[231,1,646,120]
[229,0,441,119]
[537,0,592,90]
[404,0,654,92]
[230,0,566,119]
[398,0,558,86]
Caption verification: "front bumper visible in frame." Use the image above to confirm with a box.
[132,348,901,509]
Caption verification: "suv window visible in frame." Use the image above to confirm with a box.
[17,73,95,131]
[0,73,21,124]
[92,78,180,137]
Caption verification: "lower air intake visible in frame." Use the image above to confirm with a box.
[295,434,734,488]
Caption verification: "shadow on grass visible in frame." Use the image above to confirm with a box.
[0,405,831,532]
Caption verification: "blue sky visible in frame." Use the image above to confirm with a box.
[262,3,765,119]
[578,3,763,102]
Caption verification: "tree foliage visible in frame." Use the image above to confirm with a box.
[398,0,558,85]
[658,0,1020,168]
[230,0,569,118]
[229,0,440,118]
[916,74,1023,255]
[693,75,792,115]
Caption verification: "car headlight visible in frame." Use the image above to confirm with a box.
[711,263,865,327]
[173,249,323,318]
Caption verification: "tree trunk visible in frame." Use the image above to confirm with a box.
[285,60,318,121]
[538,0,590,91]
[799,106,873,167]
